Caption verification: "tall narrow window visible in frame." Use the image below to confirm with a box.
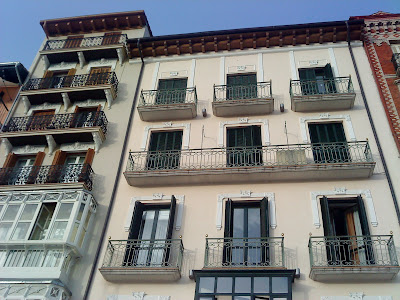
[226,126,263,167]
[11,156,35,185]
[298,64,336,95]
[147,130,183,170]
[226,73,257,100]
[30,203,57,240]
[156,78,188,104]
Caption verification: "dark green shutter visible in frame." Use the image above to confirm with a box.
[299,68,317,95]
[260,197,269,238]
[128,201,144,239]
[323,64,334,79]
[320,196,334,236]
[323,64,337,93]
[224,199,233,238]
[166,196,177,240]
[157,78,187,104]
[226,74,257,100]
[356,195,370,236]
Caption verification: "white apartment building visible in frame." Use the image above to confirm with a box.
[0,11,151,300]
[86,17,400,300]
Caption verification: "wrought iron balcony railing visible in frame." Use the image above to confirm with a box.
[213,81,272,102]
[392,53,400,76]
[0,163,94,190]
[101,239,184,270]
[204,237,284,268]
[309,235,399,268]
[127,141,373,172]
[3,111,108,135]
[139,87,197,106]
[22,72,118,94]
[290,77,354,97]
[42,34,128,51]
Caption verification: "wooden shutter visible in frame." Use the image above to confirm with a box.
[84,148,95,165]
[3,153,18,168]
[51,150,67,165]
[128,201,144,239]
[64,35,83,48]
[43,70,54,78]
[166,196,177,240]
[224,199,233,238]
[320,196,334,236]
[67,68,76,76]
[102,32,122,45]
[33,152,45,166]
[260,197,269,238]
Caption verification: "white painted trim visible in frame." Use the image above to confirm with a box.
[257,53,264,82]
[216,191,276,230]
[27,103,62,116]
[125,195,185,232]
[328,47,339,77]
[129,41,363,64]
[141,122,191,151]
[13,145,46,155]
[47,61,78,71]
[289,51,297,80]
[86,58,117,72]
[299,114,356,143]
[151,62,160,90]
[188,59,196,87]
[310,188,377,229]
[220,56,225,85]
[218,118,270,147]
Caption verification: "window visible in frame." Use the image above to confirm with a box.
[124,196,176,267]
[146,130,183,170]
[226,126,262,167]
[226,73,257,100]
[308,122,350,163]
[29,109,56,130]
[156,78,188,104]
[298,64,336,95]
[11,156,35,185]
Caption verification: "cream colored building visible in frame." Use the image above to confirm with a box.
[0,11,151,300]
[86,18,400,300]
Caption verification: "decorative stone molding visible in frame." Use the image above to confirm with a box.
[141,123,191,151]
[86,58,117,72]
[77,52,86,69]
[227,65,256,74]
[216,192,276,230]
[60,142,94,152]
[298,59,328,68]
[219,118,270,147]
[72,99,106,111]
[61,93,71,111]
[116,48,125,66]
[107,294,171,300]
[349,293,364,300]
[46,135,57,156]
[13,145,46,155]
[21,96,31,114]
[104,89,113,109]
[27,102,62,115]
[41,55,50,70]
[160,70,188,78]
[310,189,377,229]
[92,132,102,153]
[125,195,185,232]
[1,138,12,156]
[299,114,356,143]
[48,61,77,71]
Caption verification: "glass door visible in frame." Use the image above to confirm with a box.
[11,157,35,185]
[62,154,85,183]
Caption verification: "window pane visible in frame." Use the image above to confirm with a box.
[199,277,215,293]
[20,204,37,220]
[11,222,31,240]
[77,204,85,221]
[154,209,170,239]
[49,221,68,239]
[56,203,73,220]
[247,208,260,238]
[235,277,251,293]
[2,205,20,221]
[233,208,244,237]
[30,203,56,240]
[234,297,251,300]
[272,277,288,293]
[0,223,12,240]
[69,223,79,242]
[254,277,269,293]
[140,210,155,239]
[216,277,232,293]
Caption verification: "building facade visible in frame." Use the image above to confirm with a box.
[0,11,151,300]
[87,17,400,300]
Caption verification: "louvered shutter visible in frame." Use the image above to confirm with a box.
[320,196,334,236]
[260,197,269,264]
[223,199,233,265]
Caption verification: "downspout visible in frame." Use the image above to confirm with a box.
[83,38,145,299]
[345,21,400,225]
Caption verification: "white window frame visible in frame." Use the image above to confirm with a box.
[141,122,191,151]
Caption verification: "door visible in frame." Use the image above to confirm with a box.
[308,122,350,163]
[10,157,35,185]
[146,131,183,170]
[87,67,111,85]
[226,73,257,100]
[61,154,85,183]
[156,78,188,104]
[29,109,55,130]
[71,105,101,128]
[226,126,263,167]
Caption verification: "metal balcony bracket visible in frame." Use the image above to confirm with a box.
[77,52,86,69]
[1,138,12,156]
[21,96,31,114]
[61,93,71,112]
[104,89,113,109]
[116,48,125,66]
[46,135,57,156]
[92,132,102,153]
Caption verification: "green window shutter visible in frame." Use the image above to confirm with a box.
[157,78,187,104]
[227,126,262,147]
[320,196,334,236]
[224,198,233,238]
[299,68,316,81]
[356,195,370,236]
[308,123,346,144]
[260,197,269,238]
[226,74,257,100]
[323,64,334,79]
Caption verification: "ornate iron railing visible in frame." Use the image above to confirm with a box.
[101,239,184,270]
[204,237,284,268]
[392,53,400,76]
[42,34,128,51]
[22,72,118,94]
[126,141,373,172]
[3,111,108,135]
[139,87,197,106]
[309,235,399,268]
[290,76,354,97]
[214,81,272,102]
[0,163,94,190]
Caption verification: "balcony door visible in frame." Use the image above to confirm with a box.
[62,154,85,183]
[320,196,374,266]
[146,130,183,170]
[71,105,101,128]
[298,64,336,95]
[226,73,257,100]
[156,78,188,104]
[11,157,35,185]
[226,126,263,167]
[125,197,176,267]
[87,67,111,85]
[308,122,350,163]
[29,109,55,130]
[224,198,269,266]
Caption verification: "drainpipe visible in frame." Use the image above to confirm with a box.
[83,38,145,299]
[345,21,400,225]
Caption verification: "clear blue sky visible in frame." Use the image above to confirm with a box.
[1,0,399,69]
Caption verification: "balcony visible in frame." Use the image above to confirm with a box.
[290,77,356,112]
[124,141,375,186]
[1,111,107,147]
[20,72,118,106]
[392,53,400,77]
[0,163,94,191]
[40,34,128,64]
[204,237,285,269]
[99,239,184,282]
[309,235,400,281]
[212,82,273,117]
[137,87,197,121]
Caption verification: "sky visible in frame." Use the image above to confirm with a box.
[1,0,399,69]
